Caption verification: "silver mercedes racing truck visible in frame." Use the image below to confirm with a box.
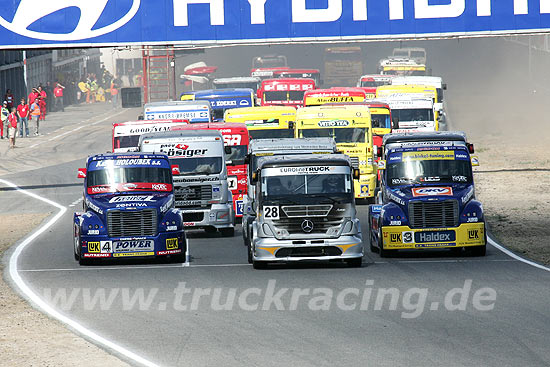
[249,154,363,269]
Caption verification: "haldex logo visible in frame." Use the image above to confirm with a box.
[415,231,455,243]
[0,0,141,41]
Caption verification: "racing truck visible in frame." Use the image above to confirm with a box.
[73,153,186,265]
[139,130,235,236]
[242,138,338,251]
[249,154,363,269]
[369,132,486,257]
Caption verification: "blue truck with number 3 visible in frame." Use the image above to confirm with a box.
[369,132,486,257]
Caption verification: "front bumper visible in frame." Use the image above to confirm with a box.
[79,231,186,259]
[253,234,363,262]
[179,203,234,229]
[381,222,485,250]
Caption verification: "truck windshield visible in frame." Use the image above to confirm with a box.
[87,166,171,192]
[264,91,306,103]
[170,157,222,175]
[113,135,139,150]
[249,129,294,140]
[392,108,433,122]
[262,173,352,203]
[301,128,367,144]
[226,145,247,165]
[387,158,472,187]
[371,114,391,129]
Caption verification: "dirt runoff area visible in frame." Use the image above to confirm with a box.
[0,214,128,367]
[467,101,550,266]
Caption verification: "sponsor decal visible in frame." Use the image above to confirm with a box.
[152,183,168,191]
[389,233,402,243]
[166,238,179,250]
[371,205,382,213]
[222,134,243,146]
[176,144,189,150]
[279,166,333,174]
[412,187,453,197]
[85,198,103,215]
[174,176,219,183]
[403,151,455,161]
[360,185,369,195]
[453,175,468,183]
[466,217,479,223]
[88,242,101,253]
[389,221,401,226]
[415,243,457,248]
[109,195,155,203]
[95,159,162,167]
[87,230,99,235]
[387,191,405,205]
[468,229,480,240]
[82,253,111,258]
[167,225,178,231]
[113,252,155,258]
[455,153,469,160]
[236,200,244,216]
[391,178,409,185]
[388,154,402,163]
[157,249,183,256]
[177,200,202,206]
[415,231,456,243]
[114,240,154,252]
[160,197,174,213]
[116,202,148,208]
[123,183,138,190]
[318,120,350,127]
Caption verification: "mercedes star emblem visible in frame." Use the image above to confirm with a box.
[301,219,314,233]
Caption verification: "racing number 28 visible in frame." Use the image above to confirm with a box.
[263,206,279,220]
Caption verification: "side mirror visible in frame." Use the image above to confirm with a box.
[377,146,383,158]
[224,146,232,155]
[471,156,480,167]
[251,171,259,184]
[171,164,181,176]
[244,154,250,165]
[377,160,387,170]
[467,143,475,154]
[392,116,399,129]
[138,115,144,120]
[288,121,295,129]
[373,145,379,159]
[443,83,447,90]
[353,169,360,180]
[77,168,87,178]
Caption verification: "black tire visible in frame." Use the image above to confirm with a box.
[466,245,486,257]
[369,232,378,253]
[346,257,362,268]
[252,259,268,269]
[247,242,253,264]
[170,252,186,263]
[78,256,90,266]
[220,227,235,237]
[204,227,217,234]
[73,224,81,261]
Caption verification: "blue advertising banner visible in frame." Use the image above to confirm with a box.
[1,0,550,48]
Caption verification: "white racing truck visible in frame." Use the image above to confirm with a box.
[249,154,363,269]
[382,97,438,132]
[139,130,235,236]
[242,138,338,250]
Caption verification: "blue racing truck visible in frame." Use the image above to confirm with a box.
[369,132,486,257]
[180,88,255,121]
[73,153,186,265]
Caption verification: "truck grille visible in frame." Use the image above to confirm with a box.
[349,157,360,169]
[281,205,332,218]
[409,200,458,229]
[107,209,158,238]
[273,217,344,235]
[182,212,204,222]
[175,185,212,202]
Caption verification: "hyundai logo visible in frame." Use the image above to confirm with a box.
[0,0,141,41]
[301,220,314,233]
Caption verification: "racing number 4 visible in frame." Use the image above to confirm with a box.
[263,206,279,220]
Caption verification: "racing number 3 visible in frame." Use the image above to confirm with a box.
[263,206,279,220]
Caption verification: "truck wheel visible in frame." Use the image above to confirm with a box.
[220,227,235,237]
[378,229,395,258]
[466,245,486,257]
[369,232,378,253]
[204,227,217,234]
[346,257,362,267]
[247,242,253,264]
[73,225,81,261]
[171,252,186,263]
[252,259,268,269]
[78,256,90,266]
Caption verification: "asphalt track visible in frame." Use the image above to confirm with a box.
[3,41,550,366]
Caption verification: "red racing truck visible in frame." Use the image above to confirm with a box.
[257,78,316,108]
[172,122,250,219]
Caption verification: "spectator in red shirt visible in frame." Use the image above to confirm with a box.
[28,88,39,105]
[54,83,65,112]
[38,86,47,120]
[7,107,18,148]
[17,98,30,137]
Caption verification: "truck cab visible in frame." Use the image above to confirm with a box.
[73,153,186,264]
[249,154,363,269]
[241,138,338,251]
[369,132,485,257]
[139,130,235,236]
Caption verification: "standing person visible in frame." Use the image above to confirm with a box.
[30,98,41,136]
[17,98,29,137]
[38,86,47,120]
[54,83,65,112]
[4,89,14,109]
[110,78,119,108]
[1,101,9,139]
[28,88,39,106]
[7,107,18,148]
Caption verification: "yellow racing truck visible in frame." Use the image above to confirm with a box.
[224,106,296,140]
[295,105,376,203]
